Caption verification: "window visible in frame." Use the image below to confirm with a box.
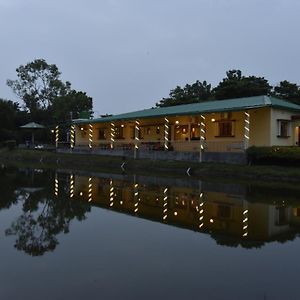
[277,120,290,138]
[115,127,124,139]
[217,121,234,137]
[98,128,106,140]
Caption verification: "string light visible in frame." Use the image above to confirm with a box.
[164,118,169,150]
[70,125,75,149]
[110,123,115,149]
[242,201,249,237]
[89,124,93,149]
[198,192,204,229]
[199,115,206,162]
[244,111,250,149]
[134,120,140,159]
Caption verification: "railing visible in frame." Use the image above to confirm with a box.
[74,139,245,153]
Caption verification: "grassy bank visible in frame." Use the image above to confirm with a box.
[1,148,300,184]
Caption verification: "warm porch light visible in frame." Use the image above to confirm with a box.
[211,118,215,122]
[121,124,124,128]
[175,120,179,124]
[210,219,214,223]
[80,127,84,131]
[174,211,178,216]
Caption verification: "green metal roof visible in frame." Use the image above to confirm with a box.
[73,95,300,124]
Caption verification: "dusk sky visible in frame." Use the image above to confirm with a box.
[0,0,299,117]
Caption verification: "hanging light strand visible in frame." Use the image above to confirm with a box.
[164,118,169,150]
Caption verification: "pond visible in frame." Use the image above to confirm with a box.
[0,166,299,300]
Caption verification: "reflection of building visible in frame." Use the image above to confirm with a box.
[55,173,300,247]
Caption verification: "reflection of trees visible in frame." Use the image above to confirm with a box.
[4,170,91,256]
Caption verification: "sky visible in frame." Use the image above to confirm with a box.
[0,0,299,117]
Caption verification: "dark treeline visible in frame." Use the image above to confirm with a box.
[1,59,93,144]
[156,70,300,107]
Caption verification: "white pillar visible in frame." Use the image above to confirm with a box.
[89,124,93,149]
[164,117,170,150]
[110,123,115,149]
[244,111,250,150]
[55,126,59,149]
[134,120,140,159]
[199,115,206,162]
[70,125,75,150]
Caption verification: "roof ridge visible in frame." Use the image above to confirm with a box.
[263,95,272,105]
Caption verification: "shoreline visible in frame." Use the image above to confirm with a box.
[1,149,300,184]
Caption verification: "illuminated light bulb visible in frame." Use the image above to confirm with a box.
[175,120,179,124]
[174,211,178,216]
[80,192,83,196]
[211,118,215,122]
[210,219,214,223]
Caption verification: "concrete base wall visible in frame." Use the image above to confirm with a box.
[59,148,247,164]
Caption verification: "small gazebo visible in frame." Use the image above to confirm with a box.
[20,122,45,146]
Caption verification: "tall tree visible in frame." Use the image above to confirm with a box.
[273,80,300,104]
[213,70,272,100]
[0,99,19,141]
[7,59,69,116]
[156,80,213,107]
[7,59,93,126]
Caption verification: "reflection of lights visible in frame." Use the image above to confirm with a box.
[89,124,93,149]
[175,120,179,124]
[55,126,59,148]
[210,219,214,223]
[198,192,204,229]
[174,211,178,216]
[120,201,123,205]
[164,118,169,150]
[200,115,206,151]
[134,183,140,213]
[121,124,124,128]
[110,123,115,149]
[109,179,114,207]
[54,173,59,197]
[242,203,249,237]
[70,125,75,149]
[163,187,168,220]
[80,192,83,196]
[88,177,92,202]
[70,174,74,198]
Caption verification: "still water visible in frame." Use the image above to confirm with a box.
[0,167,299,300]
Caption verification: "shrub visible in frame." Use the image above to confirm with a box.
[4,140,17,150]
[246,146,300,165]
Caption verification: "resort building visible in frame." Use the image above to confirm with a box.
[68,95,300,162]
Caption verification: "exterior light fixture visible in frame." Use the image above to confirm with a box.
[211,118,215,122]
[210,218,214,223]
[121,124,124,128]
[174,211,178,216]
[175,120,179,124]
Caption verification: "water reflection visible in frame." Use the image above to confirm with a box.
[1,167,300,256]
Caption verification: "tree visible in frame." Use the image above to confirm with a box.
[273,80,300,104]
[213,70,272,100]
[7,59,93,130]
[51,90,93,123]
[0,99,19,141]
[7,59,69,116]
[156,80,213,107]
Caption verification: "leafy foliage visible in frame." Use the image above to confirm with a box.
[273,80,300,104]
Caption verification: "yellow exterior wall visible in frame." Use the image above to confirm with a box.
[249,107,271,146]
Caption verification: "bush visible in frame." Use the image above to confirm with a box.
[4,140,17,150]
[246,146,300,166]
